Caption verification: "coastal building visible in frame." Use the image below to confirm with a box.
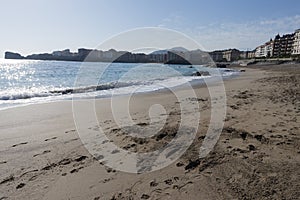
[167,51,181,61]
[273,33,294,57]
[149,53,167,63]
[255,45,265,58]
[222,49,240,62]
[52,49,72,57]
[78,48,92,59]
[240,50,256,59]
[210,49,254,62]
[265,40,274,57]
[209,51,224,62]
[247,51,256,59]
[292,29,300,55]
[87,50,103,61]
[255,40,274,58]
[239,51,248,59]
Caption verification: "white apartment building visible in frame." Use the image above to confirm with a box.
[255,40,273,58]
[255,45,265,57]
[292,29,300,55]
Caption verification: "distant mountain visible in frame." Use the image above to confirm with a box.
[169,47,189,52]
[150,49,168,55]
[150,47,189,55]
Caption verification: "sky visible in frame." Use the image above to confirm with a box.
[1,0,300,57]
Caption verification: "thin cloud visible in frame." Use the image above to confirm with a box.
[199,16,300,50]
[158,14,185,28]
[158,15,300,51]
[260,15,300,27]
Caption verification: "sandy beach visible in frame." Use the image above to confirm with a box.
[0,64,299,200]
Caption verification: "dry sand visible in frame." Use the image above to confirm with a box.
[0,64,299,199]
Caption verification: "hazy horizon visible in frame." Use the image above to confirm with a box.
[1,0,300,58]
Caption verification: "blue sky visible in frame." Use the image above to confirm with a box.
[1,0,300,57]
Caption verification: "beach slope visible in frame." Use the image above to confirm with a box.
[0,65,299,199]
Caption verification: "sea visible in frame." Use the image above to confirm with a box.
[0,59,238,110]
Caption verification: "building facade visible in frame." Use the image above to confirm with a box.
[255,45,266,58]
[255,40,274,58]
[273,33,294,57]
[209,49,254,62]
[209,51,224,62]
[292,29,300,55]
[222,49,240,62]
[247,50,256,59]
[239,50,255,59]
[52,49,72,57]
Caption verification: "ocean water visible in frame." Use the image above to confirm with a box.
[0,59,238,110]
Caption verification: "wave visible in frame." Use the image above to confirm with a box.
[49,81,143,95]
[0,69,238,102]
[0,92,53,101]
[0,80,161,101]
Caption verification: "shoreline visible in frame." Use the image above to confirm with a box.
[0,64,299,199]
[0,68,239,112]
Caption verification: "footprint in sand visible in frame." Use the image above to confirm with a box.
[28,174,38,182]
[141,194,150,199]
[65,129,76,134]
[175,181,193,190]
[20,169,38,178]
[70,166,84,174]
[164,179,173,185]
[44,137,57,142]
[105,167,116,173]
[136,122,149,126]
[12,142,28,147]
[16,183,26,189]
[33,150,51,157]
[74,155,88,162]
[102,178,112,183]
[63,138,79,144]
[176,162,184,167]
[0,175,14,185]
[150,180,158,187]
